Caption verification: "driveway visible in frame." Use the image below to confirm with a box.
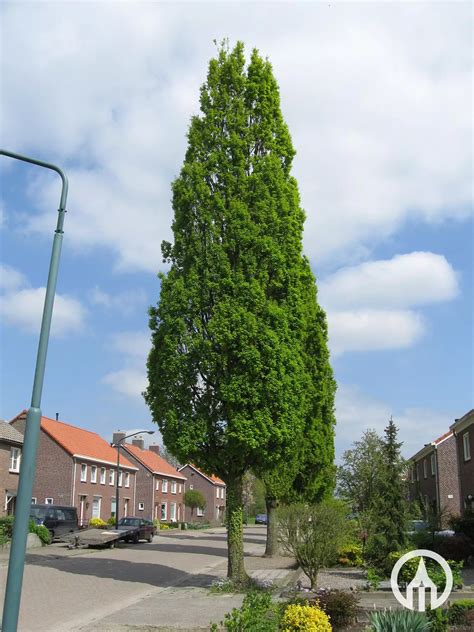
[0,527,267,632]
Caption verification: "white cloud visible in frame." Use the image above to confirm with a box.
[335,384,455,459]
[321,251,459,355]
[0,286,85,336]
[103,330,150,399]
[0,263,27,292]
[320,252,459,310]
[328,308,425,356]
[88,286,148,315]
[0,3,471,272]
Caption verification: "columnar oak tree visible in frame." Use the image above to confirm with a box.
[145,42,333,582]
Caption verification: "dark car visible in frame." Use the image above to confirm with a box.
[116,517,156,543]
[30,504,78,540]
[255,513,267,525]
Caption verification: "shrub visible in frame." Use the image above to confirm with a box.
[426,607,448,632]
[337,543,363,567]
[311,590,359,629]
[210,591,280,631]
[388,551,463,590]
[366,568,382,590]
[447,599,474,625]
[0,515,15,542]
[107,517,116,526]
[450,511,474,542]
[159,523,170,530]
[281,602,332,631]
[368,609,431,631]
[89,518,107,528]
[410,531,473,562]
[33,524,51,545]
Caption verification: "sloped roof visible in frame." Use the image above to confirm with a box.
[0,420,24,444]
[179,463,225,486]
[123,443,187,480]
[9,412,137,470]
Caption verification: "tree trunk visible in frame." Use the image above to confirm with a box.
[264,497,279,557]
[226,475,250,585]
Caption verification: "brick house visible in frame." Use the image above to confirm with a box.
[408,430,461,523]
[451,409,474,514]
[10,412,138,525]
[117,436,187,523]
[178,464,226,525]
[0,420,24,516]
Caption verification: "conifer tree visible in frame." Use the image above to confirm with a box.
[145,42,334,582]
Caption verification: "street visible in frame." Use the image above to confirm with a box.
[0,527,268,632]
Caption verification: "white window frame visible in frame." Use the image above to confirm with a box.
[100,467,106,484]
[430,454,435,476]
[109,469,115,485]
[162,479,168,493]
[155,479,160,491]
[423,460,427,479]
[118,471,123,488]
[160,502,167,521]
[197,506,204,517]
[80,464,87,482]
[125,472,130,488]
[170,502,177,522]
[463,432,471,461]
[9,447,21,473]
[31,497,37,504]
[45,497,54,505]
[216,488,220,499]
[91,465,97,483]
[171,481,177,494]
[138,502,145,511]
[111,497,117,518]
[92,496,101,519]
[189,484,193,490]
[178,484,182,494]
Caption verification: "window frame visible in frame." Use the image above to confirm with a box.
[171,480,177,494]
[430,454,436,476]
[196,506,204,517]
[160,502,167,521]
[109,469,115,486]
[9,447,21,473]
[124,472,130,488]
[162,479,168,493]
[45,497,54,505]
[463,432,471,461]
[138,502,145,511]
[91,465,97,483]
[100,467,106,485]
[423,459,427,479]
[80,463,87,482]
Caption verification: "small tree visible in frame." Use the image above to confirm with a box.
[184,489,206,523]
[278,499,350,589]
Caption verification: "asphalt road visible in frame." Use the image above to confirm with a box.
[0,527,267,632]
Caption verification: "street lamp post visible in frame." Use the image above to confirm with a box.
[112,430,154,529]
[0,149,68,632]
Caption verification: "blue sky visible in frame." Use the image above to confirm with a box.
[1,2,472,460]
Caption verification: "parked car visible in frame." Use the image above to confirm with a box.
[30,504,78,540]
[255,513,267,525]
[407,519,454,537]
[116,517,155,543]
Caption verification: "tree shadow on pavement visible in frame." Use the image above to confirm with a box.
[26,555,218,589]
[145,543,259,558]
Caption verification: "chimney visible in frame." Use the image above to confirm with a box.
[55,413,59,421]
[112,431,126,446]
[149,444,161,455]
[132,437,145,450]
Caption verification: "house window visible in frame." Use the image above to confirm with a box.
[416,464,420,481]
[155,479,160,491]
[118,471,123,487]
[124,498,129,516]
[216,488,220,499]
[178,484,182,494]
[45,498,54,505]
[125,472,130,488]
[431,454,435,476]
[31,497,37,504]
[189,484,193,490]
[463,432,471,461]
[423,460,427,479]
[109,469,115,485]
[170,502,177,522]
[160,502,167,520]
[171,481,177,494]
[197,506,204,517]
[162,480,168,493]
[100,467,106,484]
[80,464,87,482]
[91,465,97,483]
[222,488,225,499]
[9,447,21,472]
[111,498,116,518]
[92,496,101,519]
[138,502,145,511]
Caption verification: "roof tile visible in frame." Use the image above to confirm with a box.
[123,443,187,480]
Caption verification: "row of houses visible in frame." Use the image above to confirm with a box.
[408,409,473,521]
[1,411,226,526]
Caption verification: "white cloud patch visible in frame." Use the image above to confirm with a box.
[88,286,148,315]
[1,3,471,272]
[320,251,459,355]
[0,264,85,336]
[103,330,151,399]
[335,384,455,459]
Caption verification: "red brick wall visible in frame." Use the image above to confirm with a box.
[179,465,226,525]
[457,422,474,513]
[408,450,437,509]
[0,441,22,516]
[437,435,461,521]
[152,475,186,523]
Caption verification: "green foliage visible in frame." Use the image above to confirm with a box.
[309,590,359,629]
[144,41,335,580]
[0,515,15,543]
[426,607,448,632]
[183,489,206,512]
[280,602,332,631]
[107,516,116,526]
[364,420,409,569]
[186,521,211,530]
[337,543,363,567]
[368,609,431,631]
[365,568,382,591]
[278,500,351,588]
[89,518,107,528]
[447,599,474,625]
[450,510,474,544]
[210,591,280,631]
[32,523,51,545]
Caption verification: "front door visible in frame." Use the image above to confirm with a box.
[124,498,129,517]
[79,495,87,526]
